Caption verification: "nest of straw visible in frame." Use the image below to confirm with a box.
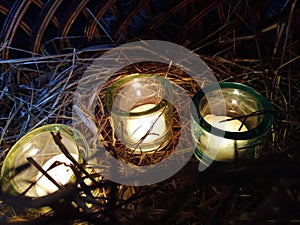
[1,0,300,224]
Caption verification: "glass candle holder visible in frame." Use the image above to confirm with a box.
[105,73,173,152]
[0,124,89,198]
[191,82,274,164]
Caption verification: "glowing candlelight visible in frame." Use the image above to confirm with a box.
[191,82,274,165]
[201,114,248,161]
[36,153,78,196]
[105,74,173,152]
[204,115,247,132]
[127,104,166,144]
[0,124,89,199]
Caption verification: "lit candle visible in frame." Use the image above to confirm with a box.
[201,114,248,161]
[127,104,166,145]
[35,153,78,196]
[106,74,173,152]
[191,82,274,165]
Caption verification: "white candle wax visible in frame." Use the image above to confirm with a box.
[127,104,166,145]
[35,153,78,196]
[201,114,248,161]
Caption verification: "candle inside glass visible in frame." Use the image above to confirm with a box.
[105,74,173,153]
[201,114,248,161]
[0,124,88,198]
[36,153,78,196]
[127,104,166,144]
[191,82,274,164]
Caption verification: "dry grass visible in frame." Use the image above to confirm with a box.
[0,0,300,224]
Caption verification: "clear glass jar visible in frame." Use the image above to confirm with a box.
[191,82,274,164]
[0,124,89,197]
[105,73,173,152]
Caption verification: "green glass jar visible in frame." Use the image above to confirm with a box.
[191,82,274,165]
[0,124,89,198]
[105,73,173,152]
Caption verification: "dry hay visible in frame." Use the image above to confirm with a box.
[0,1,300,225]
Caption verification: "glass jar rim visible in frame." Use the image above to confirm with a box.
[105,73,173,117]
[191,82,274,140]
